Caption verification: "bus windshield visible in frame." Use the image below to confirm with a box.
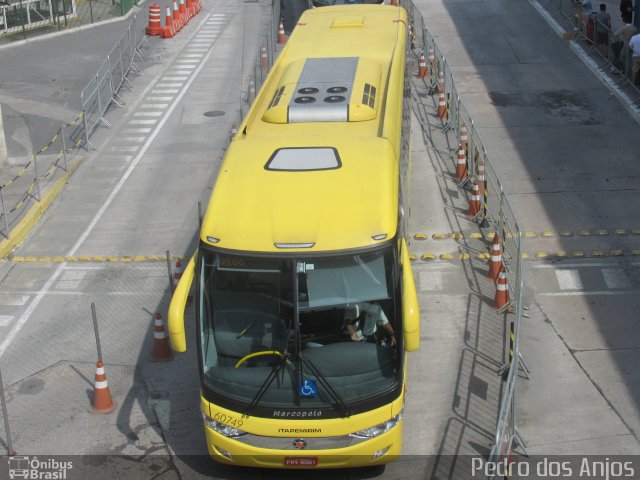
[198,246,401,414]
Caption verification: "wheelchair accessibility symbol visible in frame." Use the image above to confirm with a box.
[300,379,317,398]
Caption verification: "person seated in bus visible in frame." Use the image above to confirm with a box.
[343,302,396,346]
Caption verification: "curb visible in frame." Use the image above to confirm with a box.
[0,155,84,259]
[528,0,640,126]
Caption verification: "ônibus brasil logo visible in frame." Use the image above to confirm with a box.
[8,456,73,480]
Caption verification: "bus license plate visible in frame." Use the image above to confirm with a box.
[283,456,318,467]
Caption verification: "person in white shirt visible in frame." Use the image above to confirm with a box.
[344,302,396,346]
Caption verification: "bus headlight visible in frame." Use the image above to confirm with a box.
[202,412,247,438]
[350,412,402,438]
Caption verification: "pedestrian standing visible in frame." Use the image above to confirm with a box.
[595,3,612,56]
[630,31,640,84]
[612,13,638,72]
[620,0,634,21]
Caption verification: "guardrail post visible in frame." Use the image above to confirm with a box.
[61,124,68,171]
[0,187,9,239]
[91,302,103,362]
[166,250,174,293]
[0,366,16,456]
[33,154,41,201]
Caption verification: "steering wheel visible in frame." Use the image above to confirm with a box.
[234,350,283,368]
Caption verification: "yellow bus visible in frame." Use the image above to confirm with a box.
[168,4,420,469]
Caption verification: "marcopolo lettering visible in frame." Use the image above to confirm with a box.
[272,410,323,418]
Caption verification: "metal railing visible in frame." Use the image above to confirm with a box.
[0,0,141,46]
[542,0,640,101]
[0,112,87,241]
[406,0,528,471]
[80,11,148,141]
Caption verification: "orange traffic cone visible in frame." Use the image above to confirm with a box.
[437,91,447,119]
[467,181,481,218]
[172,0,182,32]
[438,69,445,94]
[248,79,256,103]
[494,266,509,310]
[161,4,174,38]
[145,4,163,36]
[477,158,487,198]
[152,313,173,361]
[454,144,467,180]
[261,45,268,69]
[278,18,286,44]
[418,51,427,78]
[173,259,184,291]
[488,234,503,281]
[178,0,188,24]
[428,46,435,69]
[460,122,468,150]
[91,360,116,414]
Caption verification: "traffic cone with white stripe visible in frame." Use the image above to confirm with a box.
[161,4,174,39]
[278,18,286,44]
[261,45,268,69]
[91,360,116,414]
[145,4,163,36]
[467,180,481,218]
[428,46,435,69]
[152,313,173,361]
[248,79,256,103]
[460,122,468,151]
[172,0,182,32]
[418,51,427,78]
[438,69,445,94]
[454,144,467,181]
[230,123,237,141]
[488,234,503,281]
[178,0,188,24]
[437,91,447,119]
[494,266,509,310]
[173,259,183,291]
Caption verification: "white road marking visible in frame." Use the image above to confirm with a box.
[156,83,184,88]
[162,76,188,80]
[151,89,180,94]
[120,137,147,142]
[183,54,204,57]
[146,97,175,102]
[129,119,158,125]
[0,11,218,359]
[134,111,164,117]
[0,295,30,306]
[555,270,584,290]
[533,262,620,269]
[127,128,152,133]
[0,316,14,327]
[602,268,630,289]
[140,103,170,109]
[110,146,139,152]
[177,60,200,63]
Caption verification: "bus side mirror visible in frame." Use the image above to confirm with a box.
[400,239,420,352]
[168,254,195,352]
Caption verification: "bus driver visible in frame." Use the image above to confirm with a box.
[344,302,396,346]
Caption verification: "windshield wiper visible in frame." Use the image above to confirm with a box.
[301,354,352,417]
[244,354,289,416]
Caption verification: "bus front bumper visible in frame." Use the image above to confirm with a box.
[204,421,402,468]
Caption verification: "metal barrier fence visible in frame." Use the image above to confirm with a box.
[0,0,141,46]
[541,0,640,101]
[80,11,148,141]
[241,0,281,121]
[406,0,528,471]
[0,112,87,241]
